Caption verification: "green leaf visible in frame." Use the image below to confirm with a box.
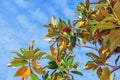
[20,48,25,54]
[32,52,46,61]
[68,57,74,67]
[8,58,28,67]
[31,73,40,80]
[58,66,65,72]
[23,50,34,59]
[70,35,76,47]
[8,62,27,67]
[71,71,83,76]
[11,52,25,58]
[42,71,49,80]
[47,61,58,69]
[34,48,40,54]
[62,58,68,67]
[86,52,99,60]
[57,19,64,31]
[68,18,71,26]
[46,55,55,61]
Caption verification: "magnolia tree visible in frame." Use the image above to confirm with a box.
[8,0,120,80]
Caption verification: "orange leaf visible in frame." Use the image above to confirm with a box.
[15,66,28,76]
[22,68,31,80]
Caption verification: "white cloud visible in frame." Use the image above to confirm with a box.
[0,14,9,27]
[29,9,48,23]
[17,15,36,32]
[16,14,50,49]
[14,0,29,8]
[2,1,17,13]
[63,7,76,20]
[51,0,77,20]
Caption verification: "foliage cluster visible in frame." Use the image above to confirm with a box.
[8,0,120,80]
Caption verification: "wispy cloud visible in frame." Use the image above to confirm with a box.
[29,8,48,23]
[2,1,18,13]
[13,0,30,8]
[1,0,119,80]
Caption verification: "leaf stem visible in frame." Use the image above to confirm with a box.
[28,59,32,74]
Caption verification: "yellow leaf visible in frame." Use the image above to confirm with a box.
[22,68,31,80]
[29,40,34,50]
[83,63,98,71]
[58,45,63,54]
[113,0,120,20]
[51,16,56,25]
[100,67,112,80]
[15,66,28,76]
[78,21,85,27]
[96,22,117,32]
[50,45,57,57]
[61,39,67,52]
[103,29,120,52]
[95,4,107,9]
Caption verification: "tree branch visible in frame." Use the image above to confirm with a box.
[76,44,99,52]
[111,65,120,73]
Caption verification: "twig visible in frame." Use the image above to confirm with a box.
[111,65,120,73]
[106,64,115,68]
[76,44,99,52]
[106,64,120,73]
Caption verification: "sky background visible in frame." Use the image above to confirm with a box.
[0,0,120,80]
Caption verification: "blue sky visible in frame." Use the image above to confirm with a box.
[0,0,120,80]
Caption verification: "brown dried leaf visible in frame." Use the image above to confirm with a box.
[103,29,120,52]
[86,0,90,11]
[100,10,111,17]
